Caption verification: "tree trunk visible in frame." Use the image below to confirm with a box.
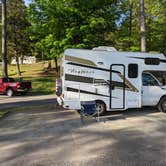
[140,0,146,52]
[54,57,58,72]
[2,0,8,77]
[21,54,24,64]
[16,54,21,77]
[41,50,44,61]
[129,0,133,37]
[128,0,133,48]
[164,10,166,56]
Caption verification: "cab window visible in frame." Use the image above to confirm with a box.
[142,73,159,86]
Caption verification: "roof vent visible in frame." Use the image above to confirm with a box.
[92,46,117,51]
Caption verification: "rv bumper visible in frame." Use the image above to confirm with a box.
[57,97,81,110]
[57,96,64,106]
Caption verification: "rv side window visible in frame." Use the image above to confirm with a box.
[145,58,160,65]
[128,64,138,78]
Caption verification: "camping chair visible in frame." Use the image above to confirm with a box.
[80,101,100,123]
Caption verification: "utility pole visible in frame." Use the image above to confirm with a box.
[140,0,146,52]
[2,0,8,77]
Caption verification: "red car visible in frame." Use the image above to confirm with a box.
[0,77,31,96]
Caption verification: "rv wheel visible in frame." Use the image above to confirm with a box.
[158,97,166,112]
[95,100,106,116]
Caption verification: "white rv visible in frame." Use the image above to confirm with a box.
[56,46,166,115]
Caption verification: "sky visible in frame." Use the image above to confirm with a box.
[24,0,32,6]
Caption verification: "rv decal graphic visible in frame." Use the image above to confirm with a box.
[118,73,139,92]
[65,55,97,66]
[66,62,138,92]
[66,87,117,98]
[65,74,138,92]
[67,68,94,75]
[67,62,119,73]
[66,74,93,84]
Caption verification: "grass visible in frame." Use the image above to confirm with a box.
[30,77,56,95]
[0,61,58,95]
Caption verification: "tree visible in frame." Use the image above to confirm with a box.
[28,0,123,71]
[145,0,166,53]
[111,0,140,51]
[7,0,31,77]
[28,0,165,58]
[1,0,8,77]
[114,0,165,53]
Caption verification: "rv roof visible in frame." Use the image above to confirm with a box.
[64,49,164,59]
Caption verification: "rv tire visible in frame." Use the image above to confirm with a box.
[95,100,106,116]
[158,96,166,112]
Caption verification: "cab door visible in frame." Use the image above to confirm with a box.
[142,73,162,106]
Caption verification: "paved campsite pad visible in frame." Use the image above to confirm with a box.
[0,108,165,166]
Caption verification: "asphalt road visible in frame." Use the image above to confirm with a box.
[0,94,57,110]
[0,107,165,166]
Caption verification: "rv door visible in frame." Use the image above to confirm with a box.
[142,72,163,106]
[110,64,125,109]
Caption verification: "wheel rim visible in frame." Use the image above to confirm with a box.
[162,100,166,111]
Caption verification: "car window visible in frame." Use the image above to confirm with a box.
[142,73,159,86]
[3,78,8,83]
[8,78,15,82]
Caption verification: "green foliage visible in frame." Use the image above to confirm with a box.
[113,0,166,53]
[27,0,166,57]
[28,0,123,58]
[145,0,166,53]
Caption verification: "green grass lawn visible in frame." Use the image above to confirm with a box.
[0,62,58,95]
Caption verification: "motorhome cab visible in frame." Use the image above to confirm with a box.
[56,46,166,115]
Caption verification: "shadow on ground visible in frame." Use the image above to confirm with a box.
[0,105,165,166]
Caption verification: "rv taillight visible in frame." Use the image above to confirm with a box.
[56,79,62,96]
